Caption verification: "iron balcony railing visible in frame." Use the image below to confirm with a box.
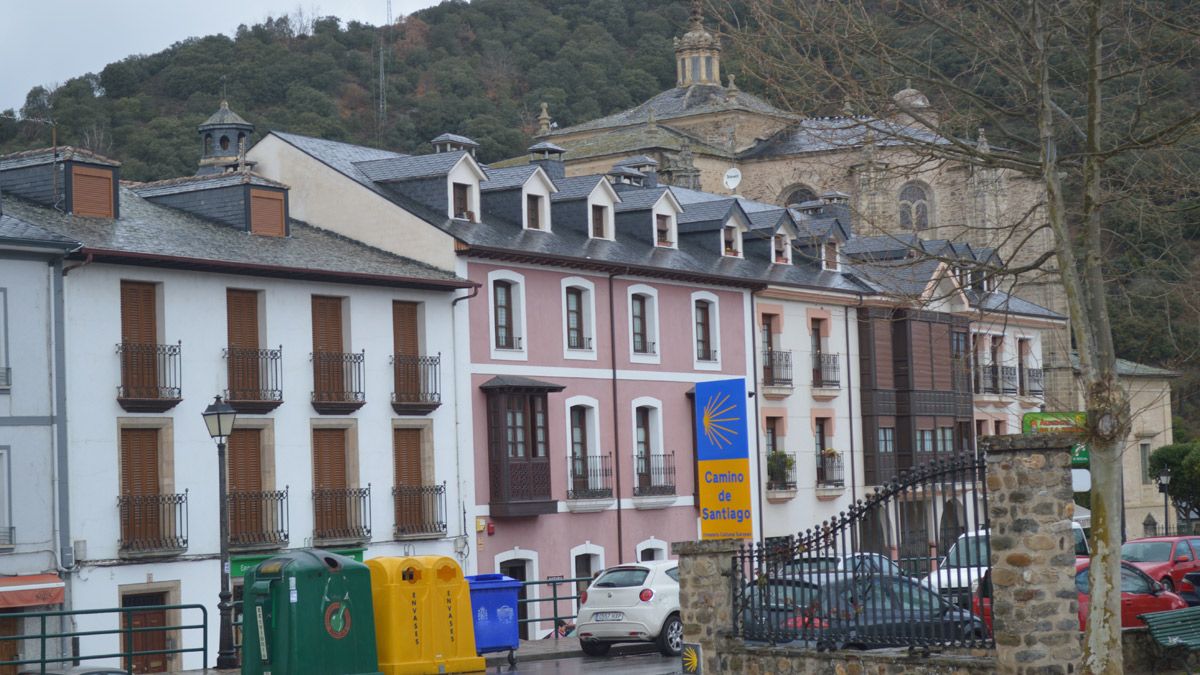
[497,335,523,351]
[0,366,9,388]
[1000,365,1019,394]
[567,334,593,350]
[116,342,182,400]
[817,452,845,487]
[393,482,447,538]
[227,489,289,548]
[312,486,371,543]
[311,350,366,404]
[392,354,441,405]
[975,363,1000,394]
[224,346,283,404]
[633,339,657,355]
[765,451,797,491]
[118,491,188,554]
[0,526,13,546]
[634,452,676,497]
[568,454,613,500]
[813,352,840,388]
[1021,367,1045,396]
[952,357,972,391]
[696,345,719,362]
[762,350,793,387]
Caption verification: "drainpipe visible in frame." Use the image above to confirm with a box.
[51,254,74,658]
[607,270,627,563]
[749,292,765,542]
[844,295,862,510]
[449,282,478,569]
[61,251,93,276]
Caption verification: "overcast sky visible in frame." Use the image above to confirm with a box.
[0,0,441,112]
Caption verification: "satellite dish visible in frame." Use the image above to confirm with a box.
[723,167,742,190]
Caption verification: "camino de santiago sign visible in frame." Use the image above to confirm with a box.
[694,378,753,540]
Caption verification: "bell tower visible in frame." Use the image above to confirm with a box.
[197,101,255,175]
[674,0,721,87]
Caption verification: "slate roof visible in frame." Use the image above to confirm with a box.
[430,133,479,147]
[614,155,659,168]
[969,290,1065,320]
[677,198,740,231]
[493,125,729,169]
[842,233,924,259]
[478,375,566,391]
[528,141,566,154]
[480,165,538,192]
[0,146,121,170]
[1070,353,1180,378]
[746,209,788,232]
[550,175,608,202]
[613,186,670,212]
[739,116,949,159]
[0,212,80,249]
[550,85,792,135]
[2,189,467,289]
[200,102,252,129]
[354,151,470,182]
[130,171,287,198]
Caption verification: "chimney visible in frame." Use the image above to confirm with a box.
[614,156,659,188]
[607,165,645,187]
[528,141,566,180]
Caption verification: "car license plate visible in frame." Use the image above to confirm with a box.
[594,612,624,622]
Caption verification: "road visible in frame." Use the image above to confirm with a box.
[487,651,681,674]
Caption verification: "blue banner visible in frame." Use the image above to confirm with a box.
[694,378,749,462]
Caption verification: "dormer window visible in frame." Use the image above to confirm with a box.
[722,225,741,257]
[773,235,791,263]
[822,242,839,271]
[452,182,476,222]
[591,205,608,239]
[656,215,673,247]
[527,194,543,230]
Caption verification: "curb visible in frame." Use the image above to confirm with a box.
[483,642,659,666]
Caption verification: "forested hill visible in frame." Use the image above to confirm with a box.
[0,0,692,179]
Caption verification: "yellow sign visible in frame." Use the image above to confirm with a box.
[682,643,702,673]
[698,458,753,540]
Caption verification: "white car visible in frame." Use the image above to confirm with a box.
[576,561,683,657]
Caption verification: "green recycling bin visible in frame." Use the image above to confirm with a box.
[241,549,382,675]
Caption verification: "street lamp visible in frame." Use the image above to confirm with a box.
[1157,466,1172,536]
[202,395,238,669]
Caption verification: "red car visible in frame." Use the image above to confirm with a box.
[1121,536,1200,604]
[1075,560,1187,628]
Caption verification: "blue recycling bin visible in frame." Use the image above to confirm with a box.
[465,574,522,666]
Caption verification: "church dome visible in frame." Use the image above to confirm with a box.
[893,87,930,109]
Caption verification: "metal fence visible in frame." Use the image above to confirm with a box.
[517,576,593,640]
[0,603,207,674]
[817,453,845,487]
[733,455,992,651]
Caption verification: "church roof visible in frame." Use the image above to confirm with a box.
[200,101,252,130]
[548,84,792,136]
[739,116,949,159]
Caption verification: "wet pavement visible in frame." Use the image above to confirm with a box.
[485,651,680,674]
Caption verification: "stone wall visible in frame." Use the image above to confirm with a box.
[983,434,1082,674]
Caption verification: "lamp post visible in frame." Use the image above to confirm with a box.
[202,395,238,669]
[1157,466,1172,536]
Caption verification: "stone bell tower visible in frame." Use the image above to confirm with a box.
[674,0,721,87]
[197,101,255,175]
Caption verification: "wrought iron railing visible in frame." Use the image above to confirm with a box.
[817,453,845,487]
[567,334,592,350]
[734,455,992,650]
[228,489,289,548]
[974,363,998,394]
[763,350,793,387]
[0,526,14,546]
[224,346,283,403]
[118,491,188,553]
[697,345,718,362]
[765,451,797,490]
[312,486,371,543]
[568,454,613,500]
[952,357,972,392]
[392,353,441,405]
[634,452,676,497]
[311,350,366,404]
[497,335,523,351]
[393,483,447,537]
[813,353,839,388]
[1000,365,1019,394]
[1021,367,1044,396]
[116,342,182,400]
[633,339,657,355]
[0,367,9,388]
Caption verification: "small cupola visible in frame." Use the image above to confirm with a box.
[198,101,255,175]
[528,141,566,180]
[614,155,659,187]
[674,0,722,87]
[607,165,645,187]
[430,133,479,157]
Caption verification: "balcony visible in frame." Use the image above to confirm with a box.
[116,342,182,412]
[567,454,614,509]
[224,346,283,414]
[489,458,555,517]
[0,526,13,547]
[812,353,840,397]
[633,339,657,356]
[391,354,442,415]
[227,489,289,550]
[311,350,366,414]
[696,346,719,363]
[1000,365,1019,395]
[393,483,447,538]
[633,452,676,508]
[0,367,9,388]
[567,335,593,351]
[765,451,797,502]
[312,486,372,545]
[974,364,999,395]
[762,351,793,398]
[817,452,845,487]
[1021,367,1045,397]
[118,491,188,556]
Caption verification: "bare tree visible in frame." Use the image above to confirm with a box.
[718,0,1199,671]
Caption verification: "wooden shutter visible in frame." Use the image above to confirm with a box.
[931,323,952,390]
[71,165,114,218]
[120,428,161,545]
[393,428,425,532]
[120,281,158,398]
[227,429,263,540]
[527,194,540,229]
[874,318,894,389]
[249,189,286,237]
[312,297,345,400]
[911,321,932,389]
[392,302,419,357]
[122,593,168,674]
[592,205,605,237]
[227,290,260,398]
[313,428,348,534]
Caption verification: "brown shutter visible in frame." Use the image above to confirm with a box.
[394,428,424,532]
[527,194,540,229]
[71,165,114,218]
[120,281,158,399]
[313,428,348,534]
[931,323,952,390]
[120,428,160,546]
[874,318,893,389]
[227,428,263,541]
[249,189,286,237]
[227,290,260,398]
[392,302,419,357]
[312,297,345,400]
[911,321,932,388]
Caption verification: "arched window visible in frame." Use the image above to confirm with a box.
[783,186,816,207]
[219,135,231,151]
[204,133,213,154]
[899,183,930,230]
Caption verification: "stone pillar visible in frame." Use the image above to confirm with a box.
[673,539,739,675]
[984,434,1083,675]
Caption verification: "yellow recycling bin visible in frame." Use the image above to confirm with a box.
[368,555,485,675]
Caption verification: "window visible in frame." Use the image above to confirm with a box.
[705,56,713,81]
[453,183,471,220]
[632,295,650,354]
[723,226,739,256]
[773,235,790,263]
[0,448,9,540]
[0,289,8,389]
[656,214,672,246]
[71,165,116,218]
[993,420,1005,436]
[220,135,230,150]
[1140,443,1152,483]
[878,427,895,453]
[591,204,607,239]
[814,418,828,454]
[765,417,781,454]
[570,406,589,460]
[917,429,935,454]
[629,286,660,362]
[695,300,714,361]
[249,188,286,237]
[899,183,930,230]
[784,186,816,207]
[494,281,515,349]
[560,279,595,358]
[811,319,824,358]
[636,407,652,459]
[526,194,542,230]
[938,427,954,454]
[565,288,585,350]
[822,242,839,271]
